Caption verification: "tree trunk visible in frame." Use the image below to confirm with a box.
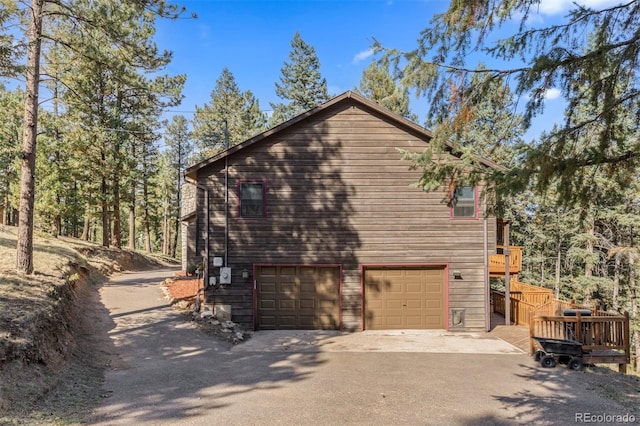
[112,179,121,248]
[171,217,179,258]
[81,201,90,241]
[162,205,169,255]
[128,142,136,250]
[629,253,638,372]
[128,200,136,250]
[585,220,594,277]
[540,250,545,285]
[53,193,61,237]
[2,196,7,225]
[613,251,621,312]
[171,176,180,258]
[101,176,109,247]
[143,180,151,253]
[555,242,561,299]
[16,0,44,274]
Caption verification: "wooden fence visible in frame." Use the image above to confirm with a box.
[491,290,538,326]
[492,280,631,372]
[531,312,630,372]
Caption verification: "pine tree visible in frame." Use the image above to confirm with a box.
[269,32,329,127]
[13,0,186,272]
[382,0,640,209]
[356,60,415,121]
[0,85,22,225]
[399,69,524,213]
[162,114,192,257]
[0,0,21,78]
[193,68,266,158]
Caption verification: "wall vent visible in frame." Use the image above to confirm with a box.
[451,308,466,328]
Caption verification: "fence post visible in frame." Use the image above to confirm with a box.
[624,311,630,365]
[575,312,582,343]
[529,317,535,355]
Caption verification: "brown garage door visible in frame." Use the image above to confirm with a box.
[364,266,446,330]
[256,265,340,330]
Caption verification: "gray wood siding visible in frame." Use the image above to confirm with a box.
[198,100,497,330]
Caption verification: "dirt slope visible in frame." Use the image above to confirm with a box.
[0,225,178,424]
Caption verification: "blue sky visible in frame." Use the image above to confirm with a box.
[151,0,618,141]
[154,1,447,122]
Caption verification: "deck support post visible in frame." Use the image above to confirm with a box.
[504,221,511,326]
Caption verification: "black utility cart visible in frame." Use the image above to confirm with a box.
[532,337,588,371]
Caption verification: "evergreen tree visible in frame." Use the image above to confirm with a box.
[193,68,266,158]
[356,60,416,121]
[0,0,21,78]
[381,0,640,209]
[269,32,329,127]
[400,68,524,213]
[13,0,186,272]
[10,0,185,273]
[0,85,22,225]
[162,114,192,257]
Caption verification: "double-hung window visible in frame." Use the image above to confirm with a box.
[239,181,266,218]
[451,185,477,219]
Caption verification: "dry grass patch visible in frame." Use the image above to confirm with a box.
[0,225,178,424]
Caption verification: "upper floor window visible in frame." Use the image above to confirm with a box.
[239,181,266,218]
[451,185,477,219]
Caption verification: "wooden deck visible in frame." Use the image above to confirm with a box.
[490,312,530,353]
[531,312,630,373]
[492,287,631,372]
[488,245,523,276]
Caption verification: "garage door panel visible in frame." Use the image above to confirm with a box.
[279,316,296,326]
[280,266,296,275]
[260,300,276,309]
[386,300,403,309]
[388,283,403,293]
[279,300,295,309]
[298,316,315,327]
[257,266,340,330]
[386,316,403,327]
[299,298,315,309]
[365,266,446,330]
[406,316,423,327]
[406,299,422,309]
[406,283,422,293]
[261,286,277,295]
[259,316,276,328]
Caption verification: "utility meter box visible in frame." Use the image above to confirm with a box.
[220,267,232,284]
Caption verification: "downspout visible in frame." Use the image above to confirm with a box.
[185,174,209,295]
[483,196,490,332]
[224,120,229,267]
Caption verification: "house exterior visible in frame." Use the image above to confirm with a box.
[182,91,498,332]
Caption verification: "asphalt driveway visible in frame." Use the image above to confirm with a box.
[87,269,637,425]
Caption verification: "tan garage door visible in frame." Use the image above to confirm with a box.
[256,265,340,330]
[364,266,446,330]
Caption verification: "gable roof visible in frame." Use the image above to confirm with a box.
[184,90,501,180]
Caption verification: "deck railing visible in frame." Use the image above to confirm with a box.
[530,312,631,372]
[535,299,621,317]
[489,246,523,275]
[491,281,631,372]
[491,290,538,326]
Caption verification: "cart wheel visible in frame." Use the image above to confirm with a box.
[540,355,556,368]
[568,357,584,371]
[533,350,544,362]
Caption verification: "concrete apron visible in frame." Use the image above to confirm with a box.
[231,330,525,354]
